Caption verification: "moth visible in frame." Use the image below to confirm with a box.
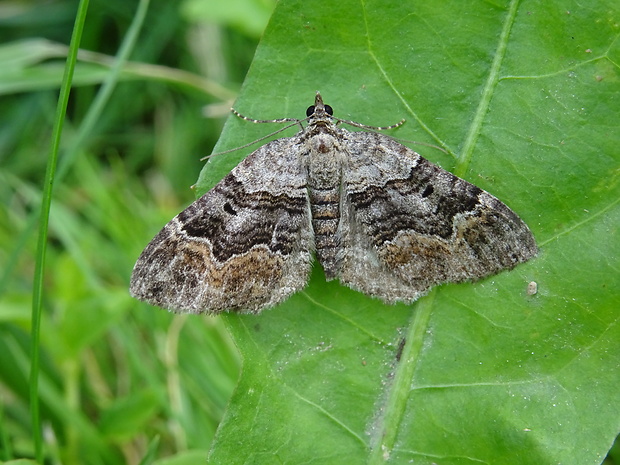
[130,92,537,313]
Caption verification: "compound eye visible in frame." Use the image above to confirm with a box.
[325,104,333,115]
[306,105,315,117]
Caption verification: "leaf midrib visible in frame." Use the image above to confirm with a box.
[364,0,521,461]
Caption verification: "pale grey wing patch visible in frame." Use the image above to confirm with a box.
[338,131,538,303]
[130,137,314,314]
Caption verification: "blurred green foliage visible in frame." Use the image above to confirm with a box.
[0,0,273,462]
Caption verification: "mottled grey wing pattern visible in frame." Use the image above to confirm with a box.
[339,131,538,303]
[129,137,314,313]
[131,92,537,313]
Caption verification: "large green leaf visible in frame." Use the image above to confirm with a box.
[197,0,620,463]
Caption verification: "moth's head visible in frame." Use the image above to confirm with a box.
[306,92,334,119]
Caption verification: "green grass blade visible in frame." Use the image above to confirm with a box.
[56,0,152,181]
[29,0,90,460]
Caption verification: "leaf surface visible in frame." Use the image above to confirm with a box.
[199,1,620,463]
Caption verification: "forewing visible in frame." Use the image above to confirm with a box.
[339,131,537,303]
[130,137,313,314]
